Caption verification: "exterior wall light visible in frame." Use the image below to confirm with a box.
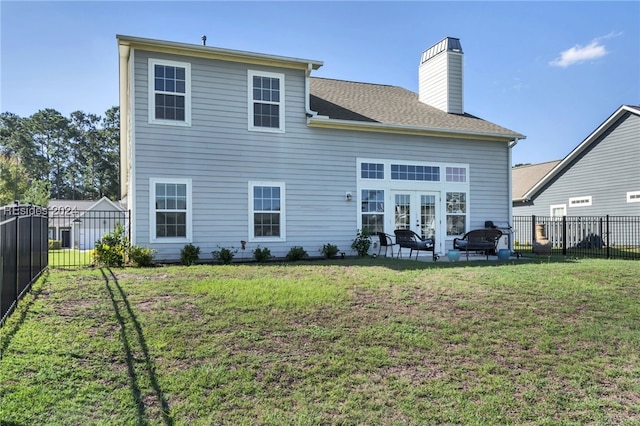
[345,192,353,201]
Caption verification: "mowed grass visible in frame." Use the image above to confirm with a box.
[1,258,639,425]
[48,249,94,268]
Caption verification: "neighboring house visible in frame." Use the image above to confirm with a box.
[513,105,640,217]
[48,197,126,249]
[117,35,525,261]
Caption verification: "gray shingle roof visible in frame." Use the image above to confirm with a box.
[512,160,561,201]
[309,78,524,138]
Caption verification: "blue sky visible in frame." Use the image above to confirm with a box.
[1,1,638,165]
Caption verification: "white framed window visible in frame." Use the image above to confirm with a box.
[150,178,192,243]
[149,58,191,126]
[550,204,566,218]
[361,189,385,233]
[248,70,285,132]
[249,182,285,242]
[446,167,467,183]
[446,191,467,236]
[391,164,440,181]
[360,163,384,179]
[627,191,640,203]
[569,196,592,207]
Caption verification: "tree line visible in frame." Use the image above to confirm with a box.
[0,107,119,206]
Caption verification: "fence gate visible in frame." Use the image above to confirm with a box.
[1,203,48,327]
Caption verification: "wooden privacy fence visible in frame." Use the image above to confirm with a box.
[1,203,48,327]
[513,215,640,260]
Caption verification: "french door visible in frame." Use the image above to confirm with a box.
[392,191,439,248]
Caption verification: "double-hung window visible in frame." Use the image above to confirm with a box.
[149,59,191,126]
[150,178,192,242]
[249,182,285,241]
[361,189,385,233]
[248,70,284,132]
[446,192,467,236]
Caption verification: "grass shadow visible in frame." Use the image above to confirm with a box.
[101,268,173,425]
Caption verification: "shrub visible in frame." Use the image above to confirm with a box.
[48,239,62,250]
[286,246,308,261]
[129,245,156,267]
[351,228,372,257]
[181,243,200,266]
[320,243,340,259]
[253,246,272,262]
[94,223,129,267]
[212,246,237,264]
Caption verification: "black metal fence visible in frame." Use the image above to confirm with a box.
[1,204,48,327]
[48,209,130,269]
[513,215,640,260]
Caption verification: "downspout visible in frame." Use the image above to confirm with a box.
[118,43,131,202]
[304,63,317,118]
[507,138,519,251]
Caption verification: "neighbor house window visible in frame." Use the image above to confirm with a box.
[249,182,285,241]
[550,204,566,218]
[248,70,284,132]
[569,196,592,207]
[446,192,466,236]
[150,178,192,242]
[361,190,384,233]
[149,59,191,126]
[627,191,640,203]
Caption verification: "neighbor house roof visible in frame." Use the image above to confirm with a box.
[309,78,525,141]
[513,105,640,202]
[512,160,561,201]
[48,197,125,226]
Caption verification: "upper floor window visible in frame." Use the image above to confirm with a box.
[149,59,191,126]
[248,70,285,132]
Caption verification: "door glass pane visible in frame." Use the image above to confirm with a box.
[394,194,411,230]
[420,195,436,240]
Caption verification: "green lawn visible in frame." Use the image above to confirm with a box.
[48,249,94,268]
[2,258,639,424]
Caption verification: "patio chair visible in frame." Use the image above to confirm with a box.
[394,229,438,261]
[376,232,397,257]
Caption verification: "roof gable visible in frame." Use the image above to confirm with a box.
[515,105,640,202]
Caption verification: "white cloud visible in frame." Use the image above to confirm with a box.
[549,33,620,68]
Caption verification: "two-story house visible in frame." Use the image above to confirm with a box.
[117,35,525,261]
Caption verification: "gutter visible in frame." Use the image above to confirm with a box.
[308,117,526,142]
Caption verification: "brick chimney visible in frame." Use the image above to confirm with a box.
[419,37,464,114]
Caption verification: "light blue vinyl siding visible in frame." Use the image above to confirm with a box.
[131,49,512,261]
[514,112,640,217]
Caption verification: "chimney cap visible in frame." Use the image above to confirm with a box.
[421,37,463,64]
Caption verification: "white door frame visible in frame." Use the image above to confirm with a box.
[390,190,443,254]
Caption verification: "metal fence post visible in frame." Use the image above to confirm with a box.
[562,216,567,256]
[531,215,536,253]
